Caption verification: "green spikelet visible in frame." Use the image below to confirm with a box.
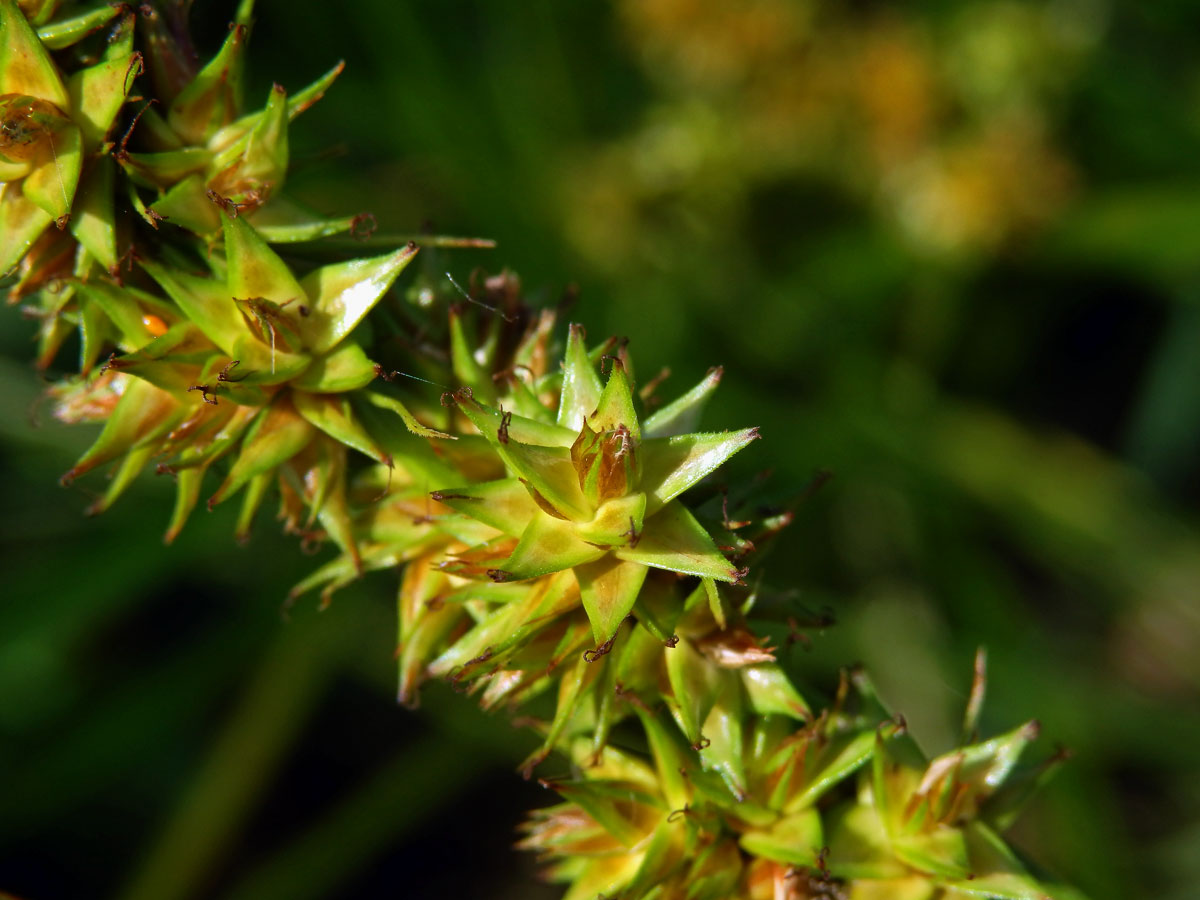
[438,326,758,642]
[1,0,476,545]
[290,317,767,735]
[116,0,345,237]
[56,212,441,542]
[522,657,1082,900]
[1,0,137,274]
[4,0,353,376]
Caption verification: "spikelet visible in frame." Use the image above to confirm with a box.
[522,657,1082,900]
[1,6,1091,900]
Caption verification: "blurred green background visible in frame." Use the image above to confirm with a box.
[3,0,1200,897]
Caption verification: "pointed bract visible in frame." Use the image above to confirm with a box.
[576,556,648,644]
[641,428,760,515]
[0,0,68,106]
[296,243,419,353]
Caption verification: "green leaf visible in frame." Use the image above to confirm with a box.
[249,198,354,242]
[83,441,156,516]
[291,340,377,393]
[530,653,604,768]
[295,243,418,354]
[640,428,760,514]
[217,58,344,143]
[788,729,881,812]
[498,512,607,581]
[685,840,744,900]
[699,683,747,799]
[458,395,576,447]
[140,259,244,356]
[502,368,554,422]
[949,873,1060,900]
[558,323,603,431]
[169,402,259,472]
[458,398,591,519]
[211,83,289,202]
[349,397,459,487]
[67,50,140,151]
[825,803,909,881]
[575,492,646,546]
[430,477,539,537]
[234,470,272,543]
[22,122,81,221]
[223,211,305,305]
[119,147,212,190]
[164,465,206,544]
[644,367,723,438]
[575,556,649,644]
[892,827,972,881]
[234,0,256,27]
[167,20,248,145]
[0,182,52,272]
[228,332,311,386]
[12,0,54,25]
[34,296,74,368]
[78,287,113,372]
[741,663,811,720]
[739,809,823,867]
[398,598,465,706]
[426,576,569,679]
[448,306,495,403]
[0,155,26,181]
[150,174,220,235]
[102,7,134,57]
[357,390,454,440]
[36,3,122,50]
[622,824,682,900]
[69,156,116,268]
[285,60,344,120]
[588,359,640,440]
[551,779,655,849]
[0,0,68,105]
[946,822,1052,900]
[208,396,313,506]
[703,576,726,629]
[104,326,210,393]
[634,709,691,813]
[291,390,389,465]
[617,500,737,581]
[665,636,722,747]
[982,749,1071,833]
[61,377,182,483]
[438,573,578,683]
[954,720,1041,800]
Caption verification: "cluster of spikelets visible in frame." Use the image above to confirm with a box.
[2,3,1087,899]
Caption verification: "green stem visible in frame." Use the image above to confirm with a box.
[116,614,346,900]
[222,732,495,900]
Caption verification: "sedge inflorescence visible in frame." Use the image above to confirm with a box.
[1,3,1086,898]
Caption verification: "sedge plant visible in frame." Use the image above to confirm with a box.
[1,2,1090,898]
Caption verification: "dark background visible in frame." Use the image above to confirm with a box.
[2,1,1200,898]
